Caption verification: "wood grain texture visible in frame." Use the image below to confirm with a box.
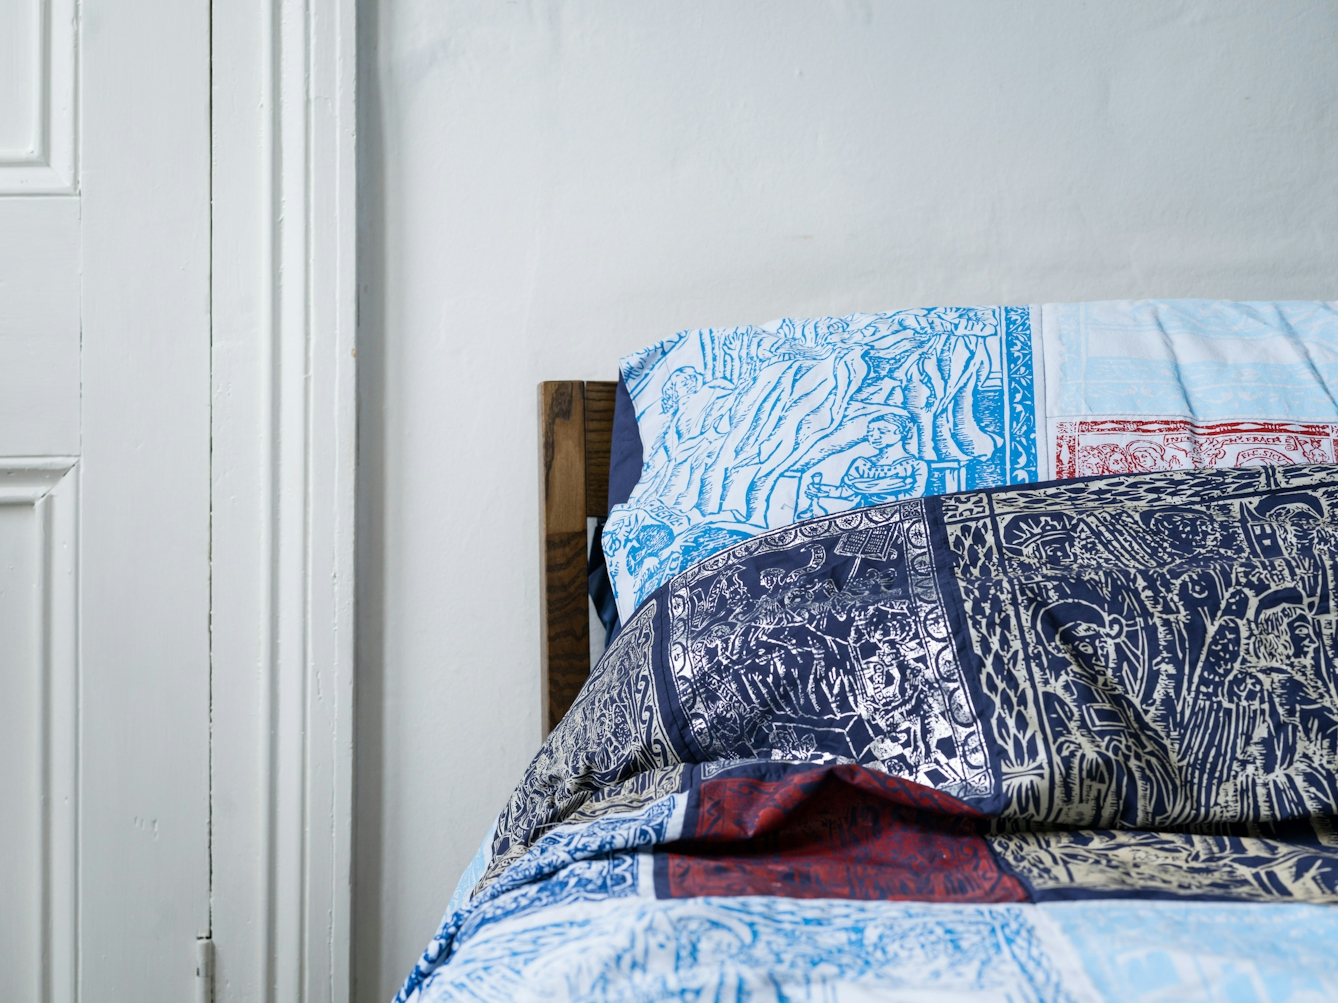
[539,382,590,734]
[584,380,617,518]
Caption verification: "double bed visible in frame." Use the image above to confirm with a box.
[401,301,1338,1003]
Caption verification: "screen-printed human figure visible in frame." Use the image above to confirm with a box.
[802,415,930,516]
[641,366,736,510]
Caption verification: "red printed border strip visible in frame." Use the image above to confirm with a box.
[1054,418,1338,480]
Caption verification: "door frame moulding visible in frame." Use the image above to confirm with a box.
[210,0,356,1000]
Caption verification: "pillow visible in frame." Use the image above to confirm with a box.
[602,308,1039,622]
[602,300,1338,624]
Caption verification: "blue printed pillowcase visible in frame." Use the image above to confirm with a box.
[601,308,1038,622]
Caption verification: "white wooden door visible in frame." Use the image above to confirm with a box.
[0,0,212,1000]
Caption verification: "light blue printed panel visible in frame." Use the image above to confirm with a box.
[412,898,1101,1003]
[1043,901,1338,1003]
[605,308,1038,620]
[1046,300,1338,420]
[394,795,686,1003]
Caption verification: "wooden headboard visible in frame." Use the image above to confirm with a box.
[538,380,617,735]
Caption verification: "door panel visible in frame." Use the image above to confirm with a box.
[0,500,41,1002]
[0,462,77,1003]
[0,0,76,193]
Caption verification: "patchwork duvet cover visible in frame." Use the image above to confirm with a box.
[401,463,1338,1003]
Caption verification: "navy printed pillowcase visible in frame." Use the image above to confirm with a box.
[608,376,643,511]
[588,377,644,644]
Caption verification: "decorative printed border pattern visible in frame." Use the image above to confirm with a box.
[1004,305,1040,485]
[1054,418,1338,479]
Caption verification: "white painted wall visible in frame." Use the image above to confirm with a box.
[354,1,1338,997]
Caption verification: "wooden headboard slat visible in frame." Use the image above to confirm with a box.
[584,380,616,518]
[539,382,589,735]
[538,380,618,734]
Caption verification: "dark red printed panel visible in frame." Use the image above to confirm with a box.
[657,764,1027,903]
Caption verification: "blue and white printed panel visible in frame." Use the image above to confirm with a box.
[406,894,1338,1003]
[605,308,1039,621]
[1044,902,1338,1003]
[1039,300,1338,480]
[410,897,1100,1003]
